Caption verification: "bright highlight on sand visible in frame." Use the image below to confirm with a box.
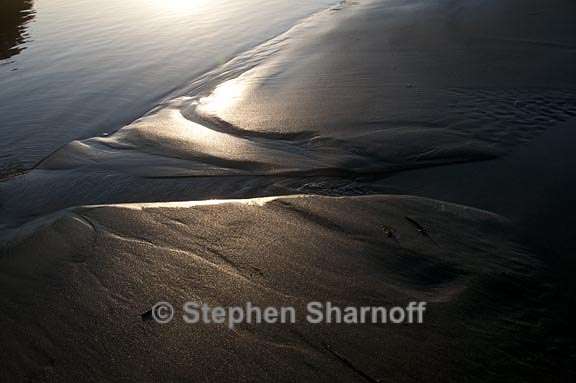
[197,76,248,115]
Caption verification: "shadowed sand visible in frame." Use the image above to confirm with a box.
[0,195,560,382]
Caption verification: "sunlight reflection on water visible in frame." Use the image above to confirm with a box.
[148,0,211,14]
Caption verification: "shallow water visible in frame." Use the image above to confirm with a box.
[1,0,576,229]
[0,0,336,174]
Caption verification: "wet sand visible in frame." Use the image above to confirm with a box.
[2,0,576,225]
[1,0,576,381]
[0,195,559,382]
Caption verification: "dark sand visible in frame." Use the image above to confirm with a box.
[0,195,558,382]
[1,0,576,381]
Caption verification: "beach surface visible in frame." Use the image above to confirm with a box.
[1,0,576,381]
[0,195,560,382]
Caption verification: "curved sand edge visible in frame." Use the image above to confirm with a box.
[1,194,562,382]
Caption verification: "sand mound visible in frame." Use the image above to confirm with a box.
[1,195,565,382]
